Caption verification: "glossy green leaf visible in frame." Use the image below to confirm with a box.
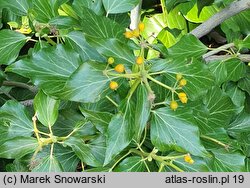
[174,157,211,172]
[78,7,125,40]
[34,90,60,127]
[208,60,227,85]
[197,0,215,16]
[151,107,207,157]
[143,10,187,48]
[54,145,79,172]
[32,155,63,172]
[0,29,27,65]
[49,16,80,29]
[7,45,81,97]
[228,112,250,134]
[87,37,135,65]
[210,149,246,172]
[225,59,246,82]
[0,137,38,159]
[0,0,31,15]
[102,0,140,14]
[167,34,208,59]
[114,156,146,172]
[238,70,250,95]
[0,100,33,138]
[225,83,245,108]
[104,100,135,165]
[79,106,113,132]
[238,35,250,50]
[184,3,217,23]
[32,0,68,23]
[134,85,151,141]
[165,0,191,12]
[73,0,105,15]
[151,59,214,100]
[65,31,105,62]
[193,87,237,133]
[62,62,110,103]
[64,137,102,167]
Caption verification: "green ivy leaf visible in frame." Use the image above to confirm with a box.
[0,29,27,65]
[134,85,151,141]
[0,101,33,138]
[102,0,140,14]
[167,34,208,59]
[165,0,191,12]
[79,107,113,132]
[54,144,79,172]
[104,100,135,165]
[0,137,38,159]
[64,137,102,167]
[151,107,207,157]
[238,70,250,95]
[228,112,250,135]
[197,0,215,16]
[193,87,236,133]
[114,156,146,172]
[78,7,125,40]
[87,38,135,66]
[73,0,105,15]
[225,59,246,82]
[7,45,81,97]
[151,59,214,100]
[0,0,31,16]
[210,149,246,172]
[32,155,63,172]
[208,60,227,85]
[65,31,104,62]
[34,90,60,127]
[238,35,250,50]
[62,62,110,103]
[225,83,246,108]
[32,0,58,22]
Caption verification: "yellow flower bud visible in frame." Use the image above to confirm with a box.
[136,56,144,65]
[179,79,187,87]
[132,29,140,37]
[108,57,115,64]
[109,81,118,90]
[114,64,125,73]
[170,101,178,111]
[138,22,145,32]
[176,73,183,81]
[178,92,188,104]
[124,31,133,38]
[184,154,194,164]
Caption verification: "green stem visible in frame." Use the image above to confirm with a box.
[44,36,57,46]
[109,151,131,172]
[201,135,229,149]
[106,72,140,79]
[160,0,167,21]
[106,95,118,107]
[147,75,174,92]
[2,81,37,93]
[126,79,141,100]
[149,71,166,76]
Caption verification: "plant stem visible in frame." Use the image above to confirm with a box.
[201,135,229,149]
[2,81,37,93]
[106,95,118,107]
[126,79,141,100]
[106,72,140,79]
[147,75,174,92]
[109,151,131,172]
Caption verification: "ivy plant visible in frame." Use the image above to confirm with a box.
[0,0,249,172]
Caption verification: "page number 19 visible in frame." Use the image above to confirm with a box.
[233,175,244,183]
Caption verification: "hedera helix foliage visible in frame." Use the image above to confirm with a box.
[0,0,249,172]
